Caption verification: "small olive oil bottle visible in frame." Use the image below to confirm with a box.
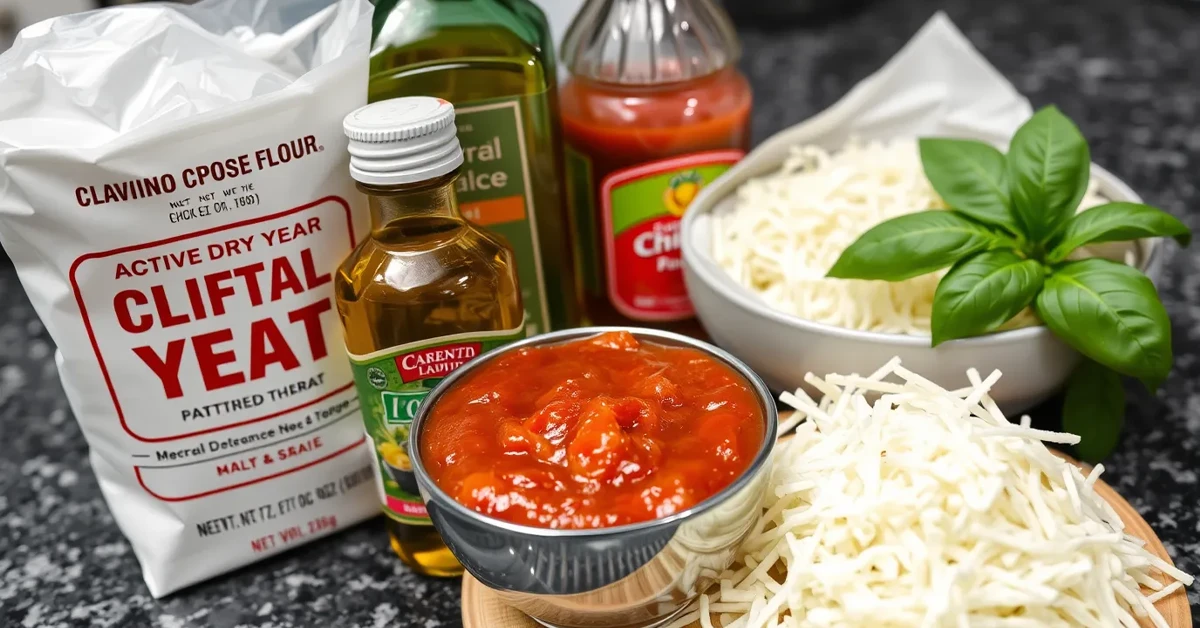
[336,97,525,576]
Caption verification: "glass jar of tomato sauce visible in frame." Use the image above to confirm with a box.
[559,0,752,337]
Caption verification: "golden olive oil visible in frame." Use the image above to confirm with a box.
[337,98,524,577]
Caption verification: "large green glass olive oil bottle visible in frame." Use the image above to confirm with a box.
[370,0,581,335]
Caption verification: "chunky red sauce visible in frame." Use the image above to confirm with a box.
[420,331,765,529]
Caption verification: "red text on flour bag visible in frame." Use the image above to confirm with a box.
[110,217,332,402]
[72,197,357,445]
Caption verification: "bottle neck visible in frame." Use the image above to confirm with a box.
[357,171,462,228]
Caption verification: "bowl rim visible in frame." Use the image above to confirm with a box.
[407,326,780,539]
[681,161,1161,348]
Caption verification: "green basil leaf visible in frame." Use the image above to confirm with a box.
[1036,258,1171,389]
[919,138,1016,233]
[1007,106,1091,243]
[931,251,1044,345]
[1062,360,1125,463]
[1048,202,1191,262]
[827,211,1002,281]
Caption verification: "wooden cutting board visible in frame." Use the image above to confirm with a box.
[461,425,1191,628]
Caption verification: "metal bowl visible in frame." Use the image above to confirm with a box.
[409,327,778,628]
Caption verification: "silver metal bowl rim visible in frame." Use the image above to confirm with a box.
[408,326,779,539]
[681,161,1163,348]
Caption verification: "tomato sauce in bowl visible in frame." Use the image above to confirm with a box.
[419,330,767,529]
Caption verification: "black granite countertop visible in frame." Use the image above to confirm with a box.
[2,0,1199,625]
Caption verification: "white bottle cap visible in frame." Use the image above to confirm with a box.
[343,96,464,186]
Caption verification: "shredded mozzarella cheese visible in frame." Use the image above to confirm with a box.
[667,359,1192,628]
[712,140,1115,334]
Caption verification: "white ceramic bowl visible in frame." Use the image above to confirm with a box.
[682,162,1164,415]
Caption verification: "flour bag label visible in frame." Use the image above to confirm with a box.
[0,0,376,597]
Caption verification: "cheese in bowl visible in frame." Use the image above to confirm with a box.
[712,138,1121,335]
[680,139,1161,412]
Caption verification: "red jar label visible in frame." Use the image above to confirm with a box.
[600,150,743,321]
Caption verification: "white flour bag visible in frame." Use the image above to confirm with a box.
[0,0,377,596]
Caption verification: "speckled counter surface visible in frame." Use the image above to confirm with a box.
[2,0,1199,626]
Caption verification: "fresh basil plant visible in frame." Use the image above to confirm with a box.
[827,106,1190,461]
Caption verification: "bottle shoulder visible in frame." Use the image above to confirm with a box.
[370,0,556,93]
[561,0,741,85]
[373,0,549,50]
[369,23,554,101]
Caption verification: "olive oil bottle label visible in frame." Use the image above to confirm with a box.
[595,150,743,321]
[454,95,550,336]
[347,325,525,524]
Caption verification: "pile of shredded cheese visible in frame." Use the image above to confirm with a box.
[712,140,1112,334]
[668,359,1193,628]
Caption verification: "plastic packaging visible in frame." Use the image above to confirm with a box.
[0,0,377,597]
